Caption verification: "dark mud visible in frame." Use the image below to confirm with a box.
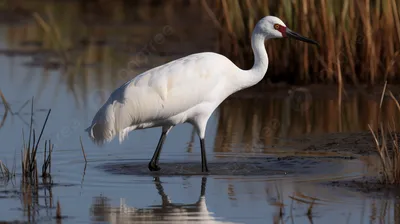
[291,132,392,156]
[289,131,400,196]
[99,154,356,177]
[97,130,400,197]
[328,176,400,197]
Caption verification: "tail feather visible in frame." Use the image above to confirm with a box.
[85,96,138,145]
[85,122,115,145]
[86,101,117,145]
[86,83,150,145]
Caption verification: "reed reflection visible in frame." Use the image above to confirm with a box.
[91,176,238,224]
[0,0,216,111]
[214,88,400,153]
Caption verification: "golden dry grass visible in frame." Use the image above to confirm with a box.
[8,0,397,87]
[204,0,400,85]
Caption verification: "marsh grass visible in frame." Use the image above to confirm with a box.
[21,99,52,184]
[0,92,55,183]
[0,97,56,222]
[369,124,400,185]
[369,85,400,185]
[42,139,53,178]
[0,89,11,129]
[0,159,16,180]
[0,160,10,178]
[204,0,400,85]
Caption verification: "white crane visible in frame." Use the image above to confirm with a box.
[85,16,319,173]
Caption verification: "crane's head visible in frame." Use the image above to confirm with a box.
[257,16,319,46]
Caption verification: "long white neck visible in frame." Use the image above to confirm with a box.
[234,27,269,90]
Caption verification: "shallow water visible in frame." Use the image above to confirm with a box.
[0,1,400,224]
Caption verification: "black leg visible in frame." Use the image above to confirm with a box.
[195,177,208,206]
[200,177,207,196]
[200,138,209,172]
[154,177,170,206]
[148,131,168,171]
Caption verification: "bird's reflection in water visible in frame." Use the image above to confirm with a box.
[91,177,238,224]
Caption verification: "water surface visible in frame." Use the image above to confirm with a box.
[0,1,399,224]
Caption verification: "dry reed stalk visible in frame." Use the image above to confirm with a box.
[388,90,400,112]
[380,81,388,108]
[387,122,400,181]
[337,57,343,132]
[369,124,391,183]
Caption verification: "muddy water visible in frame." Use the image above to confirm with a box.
[0,1,400,224]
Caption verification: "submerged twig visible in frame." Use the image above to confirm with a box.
[79,136,87,163]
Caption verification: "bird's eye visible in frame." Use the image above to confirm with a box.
[274,24,280,30]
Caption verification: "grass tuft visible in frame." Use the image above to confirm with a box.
[21,99,52,185]
[369,85,400,185]
[0,160,14,179]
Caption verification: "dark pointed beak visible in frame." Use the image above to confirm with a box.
[285,28,319,47]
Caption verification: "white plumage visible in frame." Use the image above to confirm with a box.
[85,16,318,172]
[87,53,235,144]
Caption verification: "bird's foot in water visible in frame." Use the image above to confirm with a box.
[148,162,161,171]
[202,167,210,174]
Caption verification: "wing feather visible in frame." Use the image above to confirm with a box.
[116,53,229,127]
[87,52,233,144]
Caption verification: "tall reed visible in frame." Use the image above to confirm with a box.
[204,0,400,85]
